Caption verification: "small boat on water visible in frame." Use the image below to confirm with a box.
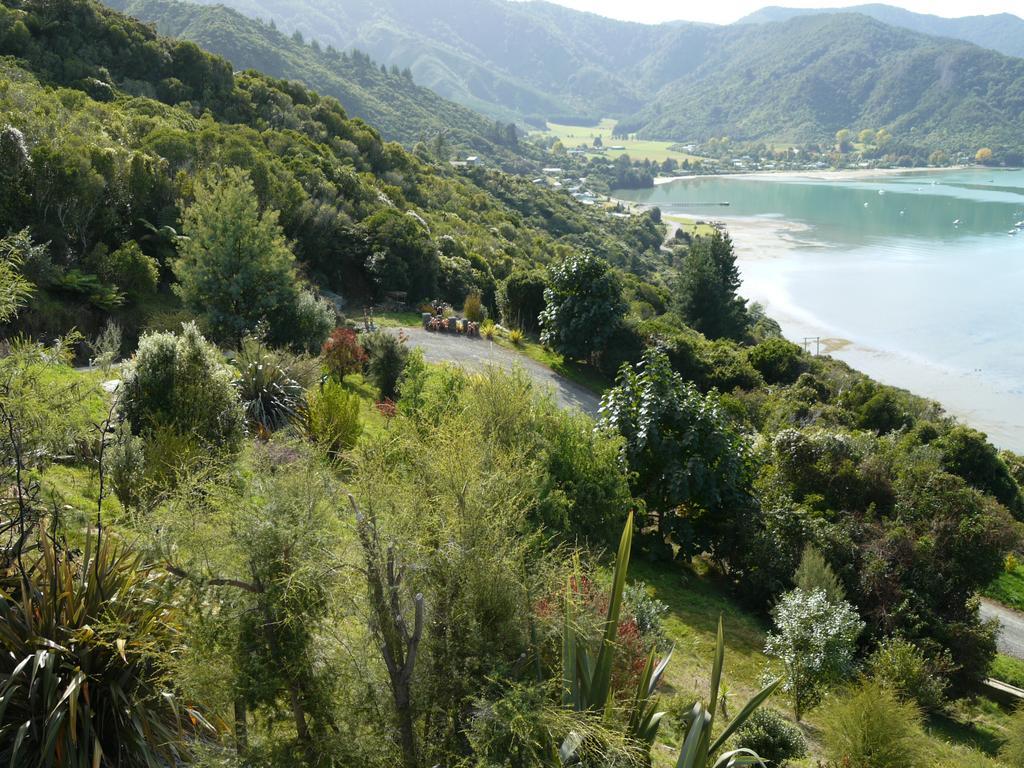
[953,219,961,225]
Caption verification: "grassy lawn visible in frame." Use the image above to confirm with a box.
[665,214,720,239]
[985,563,1024,611]
[536,118,703,165]
[991,654,1024,688]
[373,310,422,328]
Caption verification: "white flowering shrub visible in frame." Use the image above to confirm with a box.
[764,587,863,719]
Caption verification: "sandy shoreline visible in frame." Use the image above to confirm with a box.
[716,214,1024,452]
[653,165,971,186]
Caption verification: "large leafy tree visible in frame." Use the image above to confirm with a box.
[861,468,1017,690]
[675,232,747,340]
[597,347,754,559]
[539,251,626,362]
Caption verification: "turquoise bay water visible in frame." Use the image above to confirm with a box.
[616,169,1024,449]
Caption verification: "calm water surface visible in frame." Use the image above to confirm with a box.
[616,169,1024,449]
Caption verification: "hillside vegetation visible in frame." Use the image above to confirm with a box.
[3,2,1024,767]
[157,0,1024,160]
[106,0,536,167]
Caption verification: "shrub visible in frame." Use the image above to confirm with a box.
[232,338,305,435]
[480,319,496,340]
[793,544,846,603]
[496,269,546,334]
[91,240,159,302]
[732,708,806,767]
[623,582,668,645]
[88,319,123,373]
[748,337,803,384]
[362,330,409,400]
[462,291,485,322]
[121,322,244,451]
[765,587,863,720]
[302,378,362,456]
[288,289,335,354]
[321,327,367,379]
[508,328,524,346]
[107,423,146,511]
[866,637,947,712]
[0,535,210,766]
[818,680,927,768]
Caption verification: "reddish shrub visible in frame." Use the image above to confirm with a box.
[322,327,366,379]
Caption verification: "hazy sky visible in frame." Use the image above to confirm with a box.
[533,0,1024,25]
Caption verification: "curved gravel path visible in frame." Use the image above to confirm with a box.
[389,327,601,415]
[981,599,1024,659]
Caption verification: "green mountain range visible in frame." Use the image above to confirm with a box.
[738,4,1024,59]
[105,0,535,168]
[626,13,1024,157]
[145,0,1024,158]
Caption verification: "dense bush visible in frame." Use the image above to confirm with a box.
[818,681,927,768]
[302,378,363,456]
[120,322,244,450]
[748,337,803,385]
[88,240,158,302]
[732,708,806,767]
[935,425,1022,513]
[866,637,947,712]
[497,269,547,333]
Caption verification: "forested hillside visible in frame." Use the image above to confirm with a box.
[105,0,535,166]
[164,0,1024,159]
[3,1,1024,766]
[626,13,1024,158]
[179,0,651,121]
[739,4,1024,59]
[0,0,662,348]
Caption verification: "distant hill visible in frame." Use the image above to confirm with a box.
[627,13,1024,157]
[170,0,656,122]
[105,0,536,167]
[127,0,1024,159]
[738,5,1024,59]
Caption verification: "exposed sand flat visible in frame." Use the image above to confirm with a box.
[654,166,971,186]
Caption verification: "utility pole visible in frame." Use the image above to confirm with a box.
[803,336,821,356]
